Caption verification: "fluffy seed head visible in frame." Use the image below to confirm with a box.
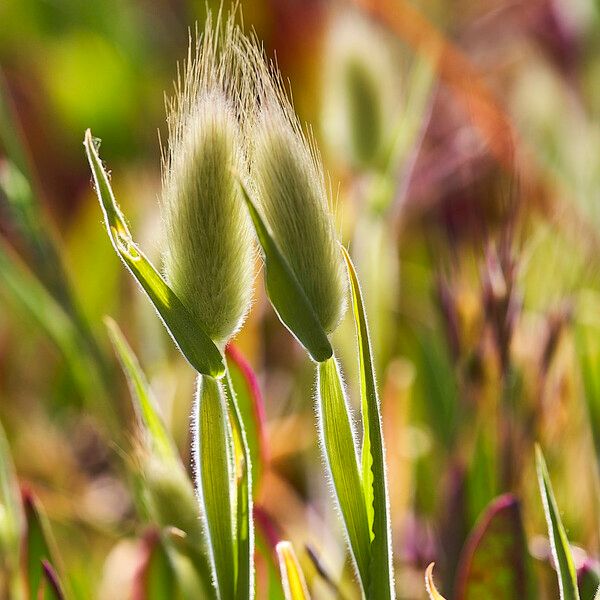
[142,455,204,543]
[162,15,254,346]
[242,39,347,334]
[322,10,400,169]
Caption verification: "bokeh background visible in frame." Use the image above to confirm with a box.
[2,0,600,598]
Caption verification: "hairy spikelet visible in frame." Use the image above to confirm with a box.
[240,37,347,334]
[162,14,254,346]
[142,455,204,542]
[322,10,400,169]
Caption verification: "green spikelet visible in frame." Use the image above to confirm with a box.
[322,10,399,169]
[142,457,203,542]
[162,15,254,346]
[241,39,346,335]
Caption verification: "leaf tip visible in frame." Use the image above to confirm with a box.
[425,562,447,600]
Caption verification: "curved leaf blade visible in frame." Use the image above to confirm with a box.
[83,129,225,378]
[317,357,371,593]
[455,494,536,599]
[425,563,447,600]
[536,445,580,600]
[238,182,332,363]
[342,246,394,598]
[226,344,268,495]
[276,541,310,600]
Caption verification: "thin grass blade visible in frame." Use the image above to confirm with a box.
[40,561,66,600]
[342,246,393,598]
[255,527,285,600]
[578,561,600,600]
[105,320,214,592]
[83,129,224,378]
[132,531,177,600]
[22,490,60,600]
[317,356,371,592]
[105,317,177,463]
[238,182,332,363]
[195,376,236,600]
[276,541,310,600]
[455,494,536,599]
[226,344,268,494]
[222,369,255,600]
[0,418,23,592]
[425,563,447,600]
[536,445,580,600]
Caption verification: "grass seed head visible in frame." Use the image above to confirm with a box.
[322,10,400,170]
[242,38,347,335]
[142,456,204,542]
[162,13,254,346]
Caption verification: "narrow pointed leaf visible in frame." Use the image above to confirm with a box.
[223,369,255,600]
[317,356,371,592]
[105,317,177,463]
[40,561,66,600]
[455,494,536,599]
[255,528,285,600]
[342,246,393,598]
[578,560,600,600]
[83,129,224,378]
[105,320,214,593]
[226,344,268,494]
[22,490,59,600]
[425,563,447,600]
[239,182,332,362]
[0,419,23,580]
[536,446,580,600]
[195,376,236,600]
[132,531,177,600]
[276,541,310,600]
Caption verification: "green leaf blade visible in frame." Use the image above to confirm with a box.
[83,129,225,378]
[536,445,580,600]
[455,494,536,599]
[105,317,176,463]
[342,246,394,599]
[222,370,255,600]
[132,531,177,600]
[276,541,311,600]
[578,561,600,600]
[239,182,332,363]
[195,376,236,600]
[317,357,371,593]
[22,490,59,600]
[40,561,66,600]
